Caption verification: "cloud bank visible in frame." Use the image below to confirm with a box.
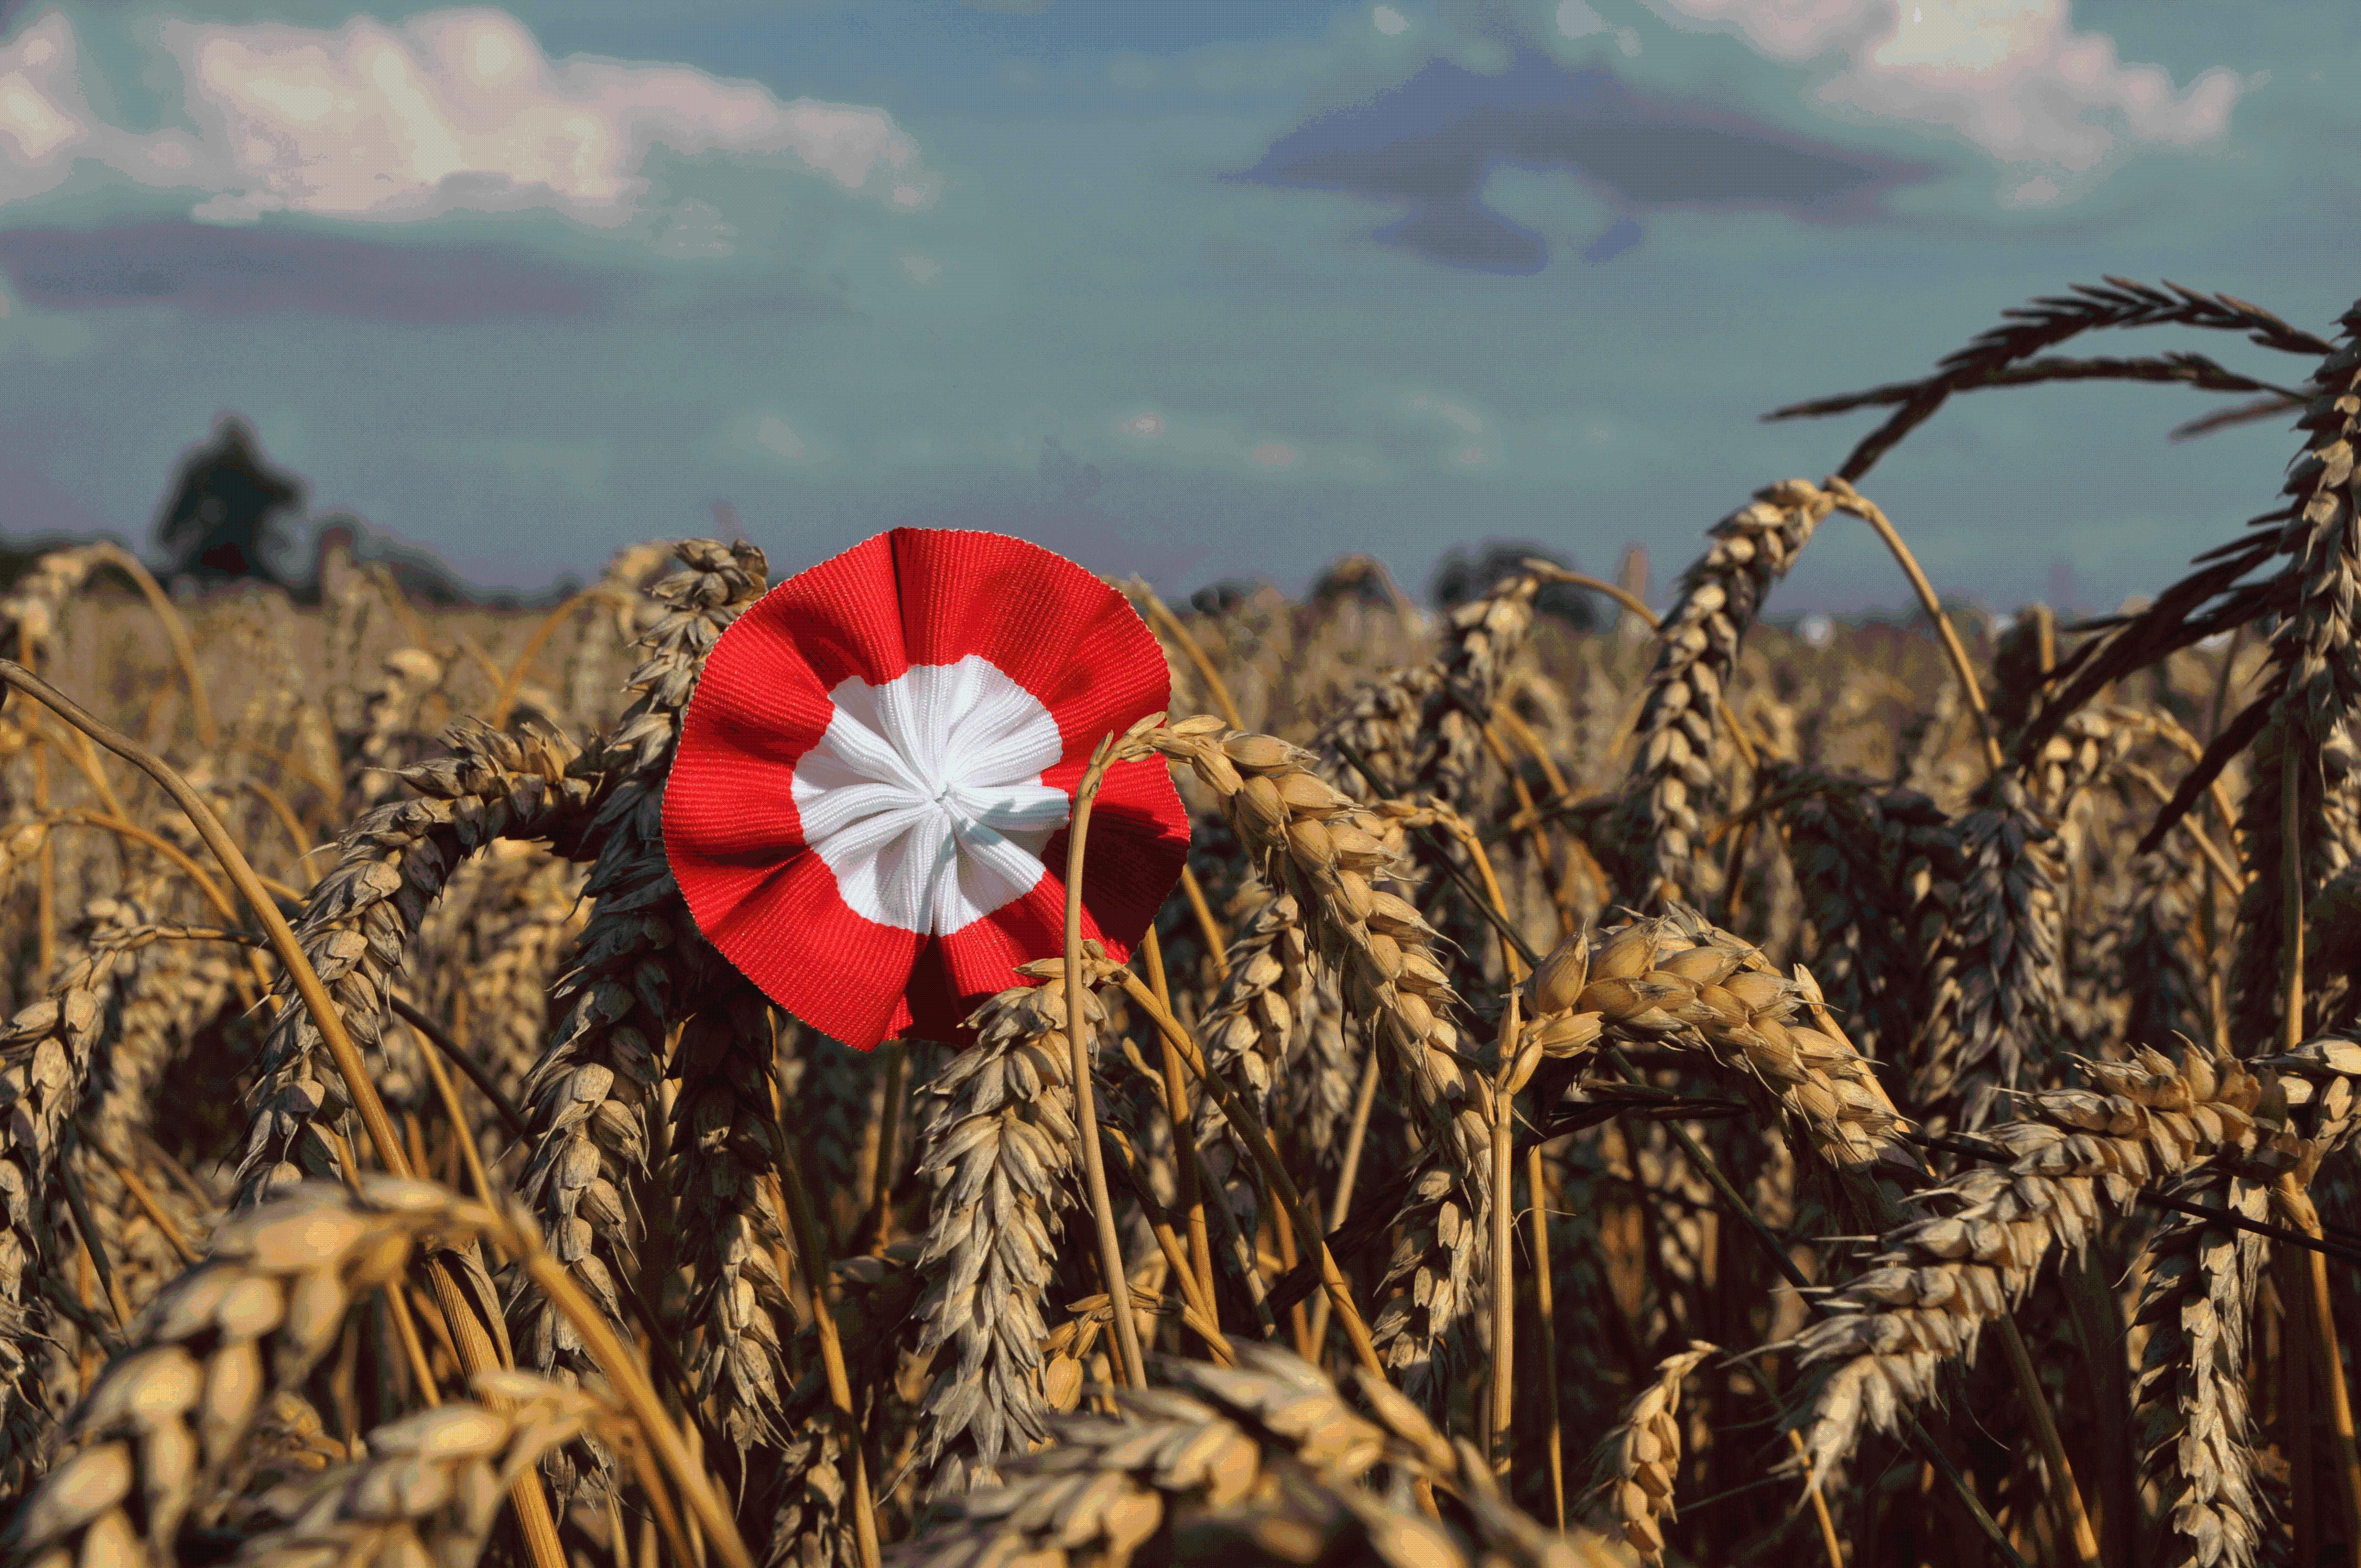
[1643,0,2243,171]
[0,7,934,226]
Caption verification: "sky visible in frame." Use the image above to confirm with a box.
[0,0,2350,612]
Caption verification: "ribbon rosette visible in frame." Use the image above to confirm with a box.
[663,527,1190,1048]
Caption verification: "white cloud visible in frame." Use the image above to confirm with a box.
[0,20,77,164]
[1555,1,1607,37]
[1646,0,2242,170]
[1373,6,1411,36]
[1400,391,1499,466]
[0,14,208,207]
[653,199,738,258]
[1099,406,1393,481]
[900,253,943,284]
[732,411,839,470]
[1407,391,1484,435]
[0,8,935,227]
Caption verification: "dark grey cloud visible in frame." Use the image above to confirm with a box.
[0,222,610,322]
[1234,53,1941,273]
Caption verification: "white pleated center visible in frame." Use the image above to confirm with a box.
[790,656,1069,934]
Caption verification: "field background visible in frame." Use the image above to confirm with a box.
[2,3,2358,1565]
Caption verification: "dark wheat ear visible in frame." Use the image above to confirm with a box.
[0,878,173,1477]
[508,540,765,1469]
[1906,772,2066,1132]
[1616,480,1840,909]
[1771,276,2336,484]
[1787,1046,2314,1484]
[2227,309,2361,1049]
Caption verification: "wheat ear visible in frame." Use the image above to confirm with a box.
[0,880,168,1472]
[1789,1045,2300,1480]
[0,1178,491,1566]
[1149,719,1490,1403]
[1588,1341,1715,1565]
[898,1346,1624,1568]
[1620,480,1840,907]
[510,540,764,1423]
[236,721,595,1202]
[907,955,1111,1495]
[225,1372,621,1568]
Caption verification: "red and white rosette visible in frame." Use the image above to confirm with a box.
[662,527,1190,1049]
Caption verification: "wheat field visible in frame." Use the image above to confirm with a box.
[0,274,2351,1568]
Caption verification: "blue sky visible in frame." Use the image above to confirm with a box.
[0,0,2348,609]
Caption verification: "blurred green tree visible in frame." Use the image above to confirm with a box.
[154,416,306,587]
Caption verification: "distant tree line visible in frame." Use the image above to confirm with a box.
[1192,541,1608,628]
[0,416,515,605]
[150,417,482,603]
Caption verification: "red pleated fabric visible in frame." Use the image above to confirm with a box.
[663,527,1188,1048]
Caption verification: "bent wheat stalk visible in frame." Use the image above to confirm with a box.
[1063,729,1148,1391]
